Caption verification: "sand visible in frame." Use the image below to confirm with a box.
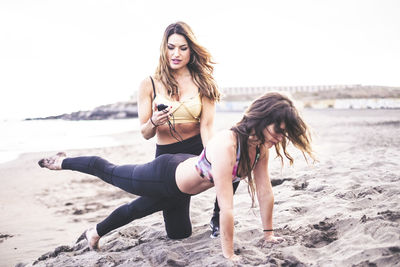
[1,109,399,267]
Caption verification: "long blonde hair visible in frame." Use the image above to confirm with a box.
[231,92,315,206]
[154,21,220,101]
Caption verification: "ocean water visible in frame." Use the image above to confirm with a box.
[0,118,140,164]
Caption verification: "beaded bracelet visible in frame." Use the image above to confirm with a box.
[263,229,274,232]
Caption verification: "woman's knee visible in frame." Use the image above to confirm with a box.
[90,156,110,169]
[164,213,192,239]
[167,227,192,239]
[163,199,192,239]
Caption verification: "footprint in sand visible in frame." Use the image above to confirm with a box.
[301,219,338,248]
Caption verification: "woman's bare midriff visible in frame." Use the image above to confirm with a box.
[175,157,214,195]
[156,122,200,145]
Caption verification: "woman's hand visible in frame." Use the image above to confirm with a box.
[226,254,241,262]
[150,103,171,127]
[262,232,284,247]
[265,235,284,243]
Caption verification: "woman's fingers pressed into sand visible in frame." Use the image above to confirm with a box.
[227,254,241,262]
[267,235,284,243]
[261,235,284,248]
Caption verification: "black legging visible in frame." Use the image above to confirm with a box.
[62,153,195,239]
[65,134,203,240]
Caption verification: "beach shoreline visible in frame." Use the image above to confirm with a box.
[1,110,399,266]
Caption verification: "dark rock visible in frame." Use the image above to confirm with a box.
[26,101,138,121]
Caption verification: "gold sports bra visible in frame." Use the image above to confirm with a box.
[150,76,202,124]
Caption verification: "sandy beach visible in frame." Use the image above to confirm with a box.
[1,109,399,267]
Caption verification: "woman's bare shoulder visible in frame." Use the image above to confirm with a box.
[212,130,234,140]
[139,77,153,92]
[208,130,236,153]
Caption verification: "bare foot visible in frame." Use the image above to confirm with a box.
[86,228,100,250]
[38,152,66,170]
[77,227,100,250]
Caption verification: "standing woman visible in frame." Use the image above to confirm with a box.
[138,21,219,156]
[138,21,225,237]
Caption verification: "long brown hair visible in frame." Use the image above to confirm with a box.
[154,21,220,101]
[231,92,315,205]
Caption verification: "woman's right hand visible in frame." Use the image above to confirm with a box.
[150,103,171,127]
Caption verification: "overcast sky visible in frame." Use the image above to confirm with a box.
[1,0,399,119]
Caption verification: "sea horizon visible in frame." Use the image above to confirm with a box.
[0,118,141,164]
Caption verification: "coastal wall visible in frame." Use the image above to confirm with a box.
[218,84,400,110]
[217,98,400,112]
[222,84,362,96]
[306,98,400,109]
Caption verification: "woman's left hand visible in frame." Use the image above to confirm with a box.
[227,254,241,262]
[264,235,284,243]
[261,232,284,247]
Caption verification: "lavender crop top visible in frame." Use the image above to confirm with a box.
[195,137,260,183]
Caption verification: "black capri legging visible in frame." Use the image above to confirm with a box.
[62,153,195,239]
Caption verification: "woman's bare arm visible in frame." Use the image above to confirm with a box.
[137,77,170,140]
[253,148,282,243]
[207,132,238,259]
[199,96,216,146]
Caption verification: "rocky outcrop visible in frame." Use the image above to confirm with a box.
[26,102,138,121]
